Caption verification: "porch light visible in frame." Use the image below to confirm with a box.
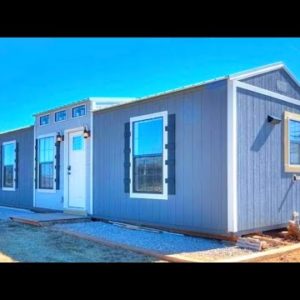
[267,115,281,125]
[56,132,64,142]
[83,127,91,139]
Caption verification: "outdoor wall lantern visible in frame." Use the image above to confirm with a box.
[267,115,281,125]
[83,126,91,139]
[56,132,64,143]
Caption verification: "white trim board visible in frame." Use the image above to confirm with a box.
[235,81,300,105]
[227,79,238,233]
[89,111,94,215]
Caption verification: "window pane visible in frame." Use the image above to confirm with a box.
[290,143,300,165]
[289,120,300,165]
[40,115,49,125]
[39,162,54,189]
[290,120,300,143]
[55,110,66,122]
[72,105,86,118]
[133,156,163,193]
[132,116,164,194]
[3,143,15,165]
[3,166,13,187]
[133,117,163,156]
[2,143,15,188]
[38,136,54,189]
[72,136,83,151]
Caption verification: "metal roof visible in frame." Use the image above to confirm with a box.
[33,97,136,117]
[0,125,34,136]
[93,62,300,114]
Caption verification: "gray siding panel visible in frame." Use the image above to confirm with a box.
[93,80,228,234]
[237,88,300,232]
[242,69,300,100]
[0,126,34,209]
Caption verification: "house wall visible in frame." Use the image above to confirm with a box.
[34,101,92,212]
[92,80,228,234]
[242,69,300,100]
[237,87,300,233]
[0,126,34,209]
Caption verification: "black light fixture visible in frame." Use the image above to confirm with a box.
[267,115,281,125]
[83,126,91,139]
[56,132,64,143]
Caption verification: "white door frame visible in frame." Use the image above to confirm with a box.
[63,126,87,212]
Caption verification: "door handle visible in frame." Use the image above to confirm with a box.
[68,165,71,171]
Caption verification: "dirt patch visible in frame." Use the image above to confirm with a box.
[0,221,157,262]
[252,248,300,262]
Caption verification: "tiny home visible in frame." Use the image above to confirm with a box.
[1,62,300,238]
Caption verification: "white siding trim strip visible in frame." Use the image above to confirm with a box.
[235,81,300,105]
[227,79,238,232]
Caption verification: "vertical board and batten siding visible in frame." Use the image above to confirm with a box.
[237,84,300,233]
[93,80,228,234]
[0,126,34,209]
[242,69,300,100]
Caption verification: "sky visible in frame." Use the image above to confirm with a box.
[1,37,300,131]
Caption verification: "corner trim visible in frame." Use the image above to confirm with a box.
[227,79,238,233]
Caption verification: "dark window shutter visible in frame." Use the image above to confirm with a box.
[124,122,131,193]
[15,142,19,189]
[0,144,2,188]
[55,141,60,190]
[35,139,38,189]
[166,114,176,194]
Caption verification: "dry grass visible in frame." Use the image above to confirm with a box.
[0,221,157,262]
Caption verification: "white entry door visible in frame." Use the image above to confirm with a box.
[68,131,86,209]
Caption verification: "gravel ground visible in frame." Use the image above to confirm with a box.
[55,221,254,261]
[0,206,34,221]
[0,220,156,262]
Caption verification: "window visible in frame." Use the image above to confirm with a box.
[284,111,300,172]
[2,141,16,190]
[130,111,168,199]
[55,110,66,122]
[72,105,86,118]
[40,115,50,126]
[38,136,55,189]
[72,136,84,151]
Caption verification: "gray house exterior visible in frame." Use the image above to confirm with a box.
[92,62,300,237]
[1,62,300,238]
[0,126,34,209]
[92,80,228,235]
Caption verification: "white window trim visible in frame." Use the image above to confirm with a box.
[39,114,50,126]
[36,133,56,193]
[2,140,16,192]
[283,111,300,173]
[54,109,67,123]
[129,111,168,200]
[72,104,87,119]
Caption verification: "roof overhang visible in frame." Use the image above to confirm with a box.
[229,62,300,88]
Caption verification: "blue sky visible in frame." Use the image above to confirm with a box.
[1,38,300,131]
